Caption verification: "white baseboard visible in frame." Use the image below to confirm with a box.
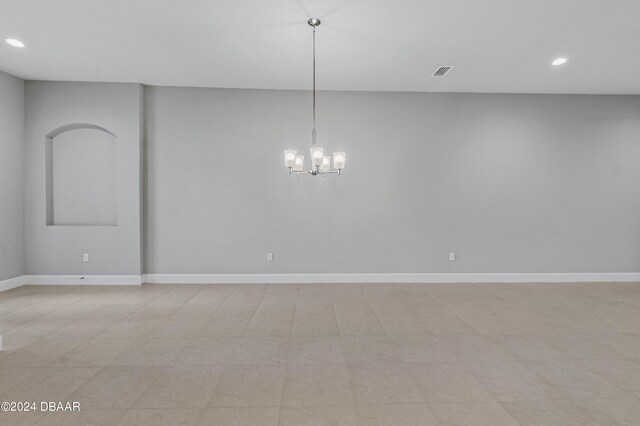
[1,273,637,292]
[143,272,640,284]
[25,275,143,285]
[0,275,27,292]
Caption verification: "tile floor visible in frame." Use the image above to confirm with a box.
[0,282,639,425]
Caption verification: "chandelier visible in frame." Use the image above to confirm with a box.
[284,18,346,177]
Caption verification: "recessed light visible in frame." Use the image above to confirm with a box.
[4,38,25,48]
[552,57,567,66]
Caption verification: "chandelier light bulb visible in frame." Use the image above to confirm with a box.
[320,155,331,171]
[333,152,346,170]
[310,146,324,166]
[294,155,305,171]
[284,150,297,168]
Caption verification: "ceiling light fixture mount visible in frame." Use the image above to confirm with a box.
[284,18,346,177]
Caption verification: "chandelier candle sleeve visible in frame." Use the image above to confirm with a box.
[310,146,324,166]
[320,155,331,171]
[284,150,297,168]
[333,152,346,170]
[283,18,347,177]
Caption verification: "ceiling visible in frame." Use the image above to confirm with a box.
[1,0,640,94]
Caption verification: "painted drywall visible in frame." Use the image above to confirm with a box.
[145,87,640,274]
[24,82,143,275]
[47,127,118,226]
[19,83,640,277]
[0,70,25,281]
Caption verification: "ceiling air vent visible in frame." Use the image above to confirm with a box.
[432,66,454,77]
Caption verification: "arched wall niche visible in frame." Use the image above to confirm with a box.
[45,123,118,226]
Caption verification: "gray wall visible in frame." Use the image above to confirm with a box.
[145,87,640,274]
[47,127,118,226]
[16,82,640,276]
[24,82,143,275]
[0,70,25,281]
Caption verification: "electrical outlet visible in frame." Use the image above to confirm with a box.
[449,252,456,261]
[83,253,89,262]
[267,252,274,262]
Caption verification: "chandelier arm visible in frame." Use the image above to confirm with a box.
[289,166,340,176]
[302,169,340,175]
